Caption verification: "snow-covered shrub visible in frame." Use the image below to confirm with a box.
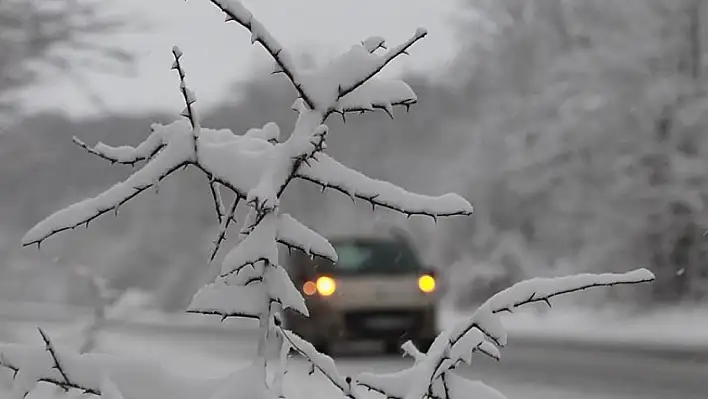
[4,1,655,398]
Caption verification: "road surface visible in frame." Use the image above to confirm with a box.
[3,318,706,399]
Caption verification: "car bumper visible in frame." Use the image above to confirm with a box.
[284,303,437,343]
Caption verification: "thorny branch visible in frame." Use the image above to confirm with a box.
[295,173,474,219]
[209,179,226,224]
[171,46,200,162]
[37,328,72,392]
[278,327,359,399]
[71,135,164,166]
[171,46,199,132]
[208,194,242,262]
[330,28,427,112]
[208,0,316,110]
[23,161,190,248]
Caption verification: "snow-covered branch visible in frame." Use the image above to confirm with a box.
[406,269,655,399]
[71,128,165,166]
[278,328,357,398]
[37,328,72,392]
[208,0,316,110]
[331,28,427,109]
[0,341,220,399]
[297,153,473,219]
[22,120,196,247]
[171,46,200,133]
[208,194,241,262]
[276,214,338,263]
[208,179,226,224]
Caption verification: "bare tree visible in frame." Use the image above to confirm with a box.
[0,0,138,116]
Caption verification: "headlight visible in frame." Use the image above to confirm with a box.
[316,276,336,296]
[302,281,317,296]
[418,274,435,293]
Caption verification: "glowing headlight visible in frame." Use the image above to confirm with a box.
[316,276,336,296]
[418,274,436,293]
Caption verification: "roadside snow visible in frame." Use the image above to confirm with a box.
[440,305,708,351]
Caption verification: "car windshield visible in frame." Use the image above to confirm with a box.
[329,239,421,275]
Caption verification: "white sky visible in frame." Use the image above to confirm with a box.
[19,0,466,118]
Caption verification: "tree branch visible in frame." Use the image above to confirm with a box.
[209,179,226,224]
[22,160,190,248]
[171,46,199,130]
[71,132,165,166]
[209,194,242,263]
[332,28,427,108]
[37,328,71,392]
[209,0,316,110]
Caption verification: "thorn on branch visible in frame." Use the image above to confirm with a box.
[38,328,71,391]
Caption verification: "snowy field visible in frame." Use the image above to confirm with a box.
[1,304,707,399]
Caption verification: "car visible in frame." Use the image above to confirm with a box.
[282,234,439,355]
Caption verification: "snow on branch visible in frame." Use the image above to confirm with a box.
[326,29,426,111]
[71,126,166,166]
[448,268,656,348]
[22,120,196,247]
[397,269,656,399]
[278,328,356,398]
[290,29,426,115]
[244,122,281,144]
[485,268,656,315]
[296,153,474,219]
[276,213,338,262]
[0,342,215,399]
[186,280,264,320]
[208,194,242,262]
[264,264,308,316]
[333,78,417,119]
[219,212,278,276]
[243,123,328,216]
[37,328,72,393]
[355,270,654,399]
[209,0,316,110]
[171,46,200,133]
[209,179,226,224]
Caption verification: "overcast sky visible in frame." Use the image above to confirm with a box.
[19,0,467,118]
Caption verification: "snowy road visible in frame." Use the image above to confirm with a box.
[5,320,708,399]
[5,319,705,399]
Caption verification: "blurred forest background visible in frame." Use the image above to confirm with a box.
[1,0,708,312]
